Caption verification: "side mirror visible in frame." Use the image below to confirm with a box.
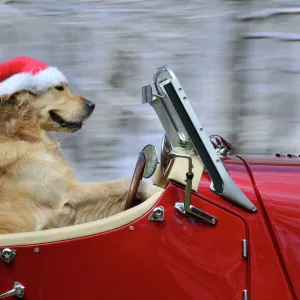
[142,144,158,179]
[161,133,173,175]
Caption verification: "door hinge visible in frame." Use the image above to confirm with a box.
[0,248,16,264]
[242,239,248,259]
[242,290,248,300]
[149,206,164,222]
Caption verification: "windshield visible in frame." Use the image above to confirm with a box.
[142,66,257,213]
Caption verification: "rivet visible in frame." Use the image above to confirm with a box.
[129,226,134,231]
[183,96,187,100]
[216,159,220,163]
[178,88,182,91]
[200,128,203,131]
[34,247,39,253]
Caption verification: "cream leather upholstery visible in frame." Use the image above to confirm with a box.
[0,149,204,246]
[152,147,204,192]
[0,191,163,246]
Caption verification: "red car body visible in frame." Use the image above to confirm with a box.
[0,154,299,300]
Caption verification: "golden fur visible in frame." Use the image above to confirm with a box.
[0,84,161,234]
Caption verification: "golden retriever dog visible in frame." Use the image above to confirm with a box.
[0,83,161,234]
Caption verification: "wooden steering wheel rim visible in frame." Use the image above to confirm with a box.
[124,151,147,210]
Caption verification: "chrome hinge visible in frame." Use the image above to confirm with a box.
[149,206,164,222]
[0,282,25,299]
[242,239,248,259]
[0,248,16,264]
[242,290,248,300]
[174,202,217,225]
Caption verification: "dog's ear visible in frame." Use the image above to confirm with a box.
[0,90,34,105]
[0,94,11,103]
[14,90,34,104]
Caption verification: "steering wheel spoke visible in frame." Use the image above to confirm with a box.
[124,151,147,210]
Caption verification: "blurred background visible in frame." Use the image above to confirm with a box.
[1,0,300,182]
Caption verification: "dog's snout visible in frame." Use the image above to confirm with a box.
[85,100,95,111]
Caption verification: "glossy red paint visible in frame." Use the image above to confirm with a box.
[198,156,295,300]
[0,184,247,300]
[239,155,300,299]
[0,155,298,300]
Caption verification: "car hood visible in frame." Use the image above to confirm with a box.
[236,154,300,297]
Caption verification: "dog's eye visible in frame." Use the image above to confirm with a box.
[55,86,64,91]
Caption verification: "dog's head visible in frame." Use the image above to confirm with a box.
[0,83,95,134]
[34,83,95,133]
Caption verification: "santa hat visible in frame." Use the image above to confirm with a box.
[0,56,68,97]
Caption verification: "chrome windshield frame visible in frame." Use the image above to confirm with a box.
[142,66,257,213]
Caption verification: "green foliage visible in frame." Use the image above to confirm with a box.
[178,139,197,155]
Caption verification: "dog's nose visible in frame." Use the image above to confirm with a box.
[85,100,95,111]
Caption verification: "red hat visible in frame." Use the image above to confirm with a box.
[0,56,68,96]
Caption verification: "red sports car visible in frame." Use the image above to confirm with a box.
[0,66,299,300]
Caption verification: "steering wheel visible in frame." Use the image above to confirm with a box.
[124,151,147,210]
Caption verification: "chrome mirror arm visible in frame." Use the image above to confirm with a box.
[170,152,218,225]
[169,152,193,213]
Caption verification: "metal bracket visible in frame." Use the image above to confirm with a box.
[0,248,16,264]
[174,203,217,225]
[0,282,25,299]
[170,152,218,225]
[242,239,248,259]
[149,206,164,222]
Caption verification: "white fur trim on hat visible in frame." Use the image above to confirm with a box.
[0,67,68,96]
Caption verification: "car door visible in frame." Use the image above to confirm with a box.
[0,183,247,300]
